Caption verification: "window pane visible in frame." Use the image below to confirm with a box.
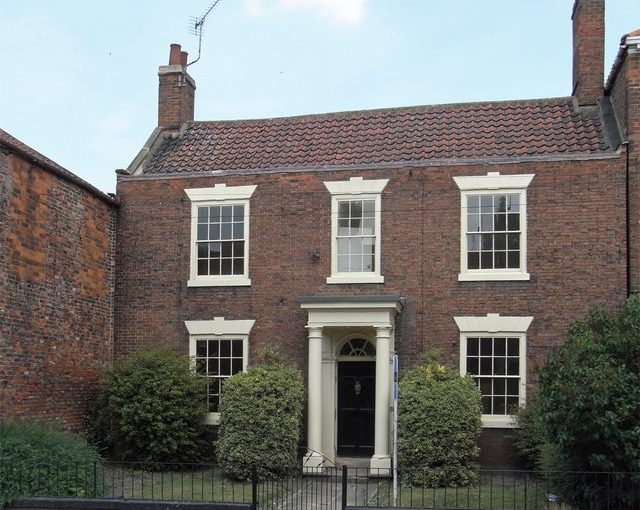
[210,242,221,257]
[507,213,520,231]
[467,213,480,232]
[468,234,480,251]
[363,200,375,215]
[495,195,507,213]
[493,378,506,396]
[197,224,208,240]
[363,253,374,272]
[350,238,363,255]
[208,340,219,357]
[494,338,506,356]
[494,214,506,231]
[507,233,520,250]
[467,195,480,210]
[233,241,244,258]
[350,255,363,272]
[233,223,244,239]
[233,205,244,221]
[195,358,206,375]
[210,359,219,376]
[494,233,506,250]
[507,338,519,356]
[232,358,243,374]
[493,398,506,415]
[480,195,493,212]
[507,194,520,212]
[507,397,519,413]
[481,214,493,231]
[337,238,349,256]
[338,255,350,272]
[234,258,244,275]
[220,340,231,358]
[338,201,349,218]
[467,338,479,356]
[197,243,208,258]
[480,357,492,375]
[481,396,491,414]
[232,339,243,357]
[198,207,208,223]
[363,238,375,255]
[468,252,480,269]
[481,234,493,250]
[479,379,491,395]
[221,206,233,222]
[494,358,506,375]
[480,338,492,355]
[495,251,506,268]
[467,357,479,375]
[338,219,349,236]
[221,258,232,274]
[210,206,220,222]
[349,217,362,236]
[481,252,493,269]
[198,260,208,275]
[220,359,231,376]
[507,378,519,396]
[362,217,375,235]
[507,251,520,268]
[221,242,232,258]
[507,358,519,375]
[351,201,362,218]
[196,340,207,357]
[221,223,232,240]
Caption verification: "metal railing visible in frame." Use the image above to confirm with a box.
[3,461,640,510]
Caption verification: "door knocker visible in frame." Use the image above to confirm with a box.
[354,380,362,395]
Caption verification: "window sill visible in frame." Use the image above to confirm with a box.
[482,415,518,428]
[327,274,384,285]
[203,412,220,426]
[458,272,530,282]
[187,276,252,287]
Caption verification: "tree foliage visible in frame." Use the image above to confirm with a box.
[216,354,304,481]
[397,354,482,486]
[535,295,640,508]
[0,420,101,504]
[85,347,209,467]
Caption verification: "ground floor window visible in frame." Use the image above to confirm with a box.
[194,338,244,413]
[185,318,254,424]
[454,313,532,428]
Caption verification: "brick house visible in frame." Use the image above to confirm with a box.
[113,0,639,468]
[0,129,117,430]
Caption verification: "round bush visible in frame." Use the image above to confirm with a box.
[0,420,101,505]
[398,357,482,487]
[537,295,640,508]
[85,347,209,466]
[216,358,303,481]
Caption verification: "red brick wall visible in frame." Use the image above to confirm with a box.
[572,0,604,105]
[0,148,116,431]
[115,156,626,464]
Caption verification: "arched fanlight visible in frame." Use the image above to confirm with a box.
[339,338,376,357]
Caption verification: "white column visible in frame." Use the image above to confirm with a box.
[370,325,392,473]
[304,325,324,471]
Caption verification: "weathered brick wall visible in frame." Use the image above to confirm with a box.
[0,148,116,431]
[115,155,626,464]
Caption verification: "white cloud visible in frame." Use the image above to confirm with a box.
[244,0,364,25]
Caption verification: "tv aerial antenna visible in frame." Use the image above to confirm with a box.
[188,0,223,67]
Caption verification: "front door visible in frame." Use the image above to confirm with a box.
[337,361,375,457]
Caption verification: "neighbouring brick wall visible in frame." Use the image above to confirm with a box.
[115,155,626,465]
[0,148,116,431]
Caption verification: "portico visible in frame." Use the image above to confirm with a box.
[300,296,404,473]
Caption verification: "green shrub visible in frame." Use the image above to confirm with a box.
[216,355,303,481]
[514,393,547,470]
[537,295,640,508]
[85,347,209,467]
[398,355,482,487]
[0,420,101,505]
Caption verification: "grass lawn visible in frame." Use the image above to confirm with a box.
[363,473,553,509]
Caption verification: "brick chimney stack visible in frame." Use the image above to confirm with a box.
[572,0,605,106]
[158,43,196,128]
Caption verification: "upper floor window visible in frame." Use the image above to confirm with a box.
[454,313,533,428]
[453,172,534,281]
[324,177,389,284]
[185,317,255,425]
[185,184,257,287]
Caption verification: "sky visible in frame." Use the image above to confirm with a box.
[1,0,639,194]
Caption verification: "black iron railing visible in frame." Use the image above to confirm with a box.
[3,461,640,510]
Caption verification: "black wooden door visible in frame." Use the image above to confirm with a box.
[337,361,375,457]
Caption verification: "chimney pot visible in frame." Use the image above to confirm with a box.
[181,51,188,67]
[572,0,605,106]
[169,43,182,65]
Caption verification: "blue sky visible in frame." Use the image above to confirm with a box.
[1,0,639,194]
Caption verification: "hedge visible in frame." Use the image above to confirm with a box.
[397,356,482,486]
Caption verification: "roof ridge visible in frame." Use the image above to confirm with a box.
[188,96,576,126]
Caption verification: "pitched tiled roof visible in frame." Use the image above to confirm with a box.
[0,128,117,204]
[143,97,612,175]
